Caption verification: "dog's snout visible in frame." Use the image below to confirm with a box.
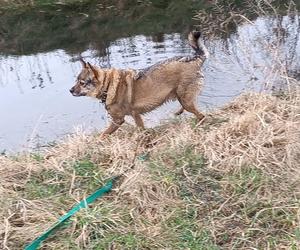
[70,87,75,94]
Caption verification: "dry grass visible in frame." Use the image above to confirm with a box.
[0,87,300,249]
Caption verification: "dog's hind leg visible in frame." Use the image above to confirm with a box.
[177,89,205,122]
[100,116,125,138]
[179,100,204,122]
[132,112,145,129]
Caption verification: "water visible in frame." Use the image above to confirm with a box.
[0,12,299,152]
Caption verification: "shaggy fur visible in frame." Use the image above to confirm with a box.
[70,31,209,137]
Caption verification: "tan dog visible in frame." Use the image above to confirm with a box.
[70,31,209,137]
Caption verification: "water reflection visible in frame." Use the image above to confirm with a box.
[0,16,299,152]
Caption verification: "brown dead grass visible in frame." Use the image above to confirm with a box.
[0,88,299,249]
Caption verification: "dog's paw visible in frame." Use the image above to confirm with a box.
[99,132,108,140]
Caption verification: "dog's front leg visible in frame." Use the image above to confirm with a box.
[100,116,125,139]
[132,112,145,129]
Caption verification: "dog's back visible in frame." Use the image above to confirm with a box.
[131,31,209,114]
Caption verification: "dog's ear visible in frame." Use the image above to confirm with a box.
[87,62,98,78]
[80,58,87,68]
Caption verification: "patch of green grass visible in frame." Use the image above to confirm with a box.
[30,153,44,162]
[228,166,264,195]
[148,160,179,184]
[217,166,300,249]
[71,159,104,192]
[252,205,297,230]
[294,227,300,241]
[157,145,207,176]
[73,159,96,176]
[91,233,152,250]
[261,232,300,250]
[165,208,219,249]
[24,169,67,199]
[174,145,206,172]
[63,204,151,249]
[149,146,222,202]
[172,146,222,201]
[23,159,104,199]
[75,205,117,229]
[180,230,220,250]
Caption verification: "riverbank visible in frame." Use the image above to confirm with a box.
[1,88,299,249]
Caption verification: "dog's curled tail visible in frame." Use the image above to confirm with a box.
[188,31,209,60]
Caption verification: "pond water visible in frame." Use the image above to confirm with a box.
[0,11,299,152]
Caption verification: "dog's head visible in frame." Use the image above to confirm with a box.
[70,58,101,98]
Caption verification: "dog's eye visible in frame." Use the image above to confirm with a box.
[79,79,92,86]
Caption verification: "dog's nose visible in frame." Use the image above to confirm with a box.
[69,87,74,94]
